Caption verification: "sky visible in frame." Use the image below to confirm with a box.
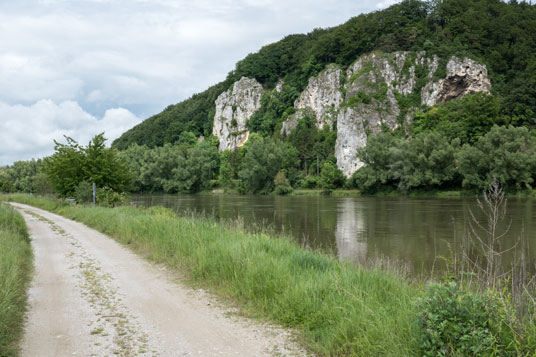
[0,0,400,166]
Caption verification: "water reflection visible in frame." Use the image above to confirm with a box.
[335,198,367,264]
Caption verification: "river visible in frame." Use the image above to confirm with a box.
[131,194,536,275]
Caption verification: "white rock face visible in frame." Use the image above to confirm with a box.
[421,57,491,106]
[212,53,491,177]
[281,64,343,135]
[335,108,368,176]
[334,52,490,177]
[213,77,263,151]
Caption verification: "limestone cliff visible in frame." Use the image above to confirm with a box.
[281,64,343,135]
[334,53,490,177]
[216,52,491,177]
[421,57,491,106]
[213,77,263,151]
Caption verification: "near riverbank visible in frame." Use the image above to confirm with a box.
[4,193,535,356]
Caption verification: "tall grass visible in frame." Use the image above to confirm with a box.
[6,194,421,356]
[0,204,33,356]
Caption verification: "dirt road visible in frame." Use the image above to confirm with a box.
[11,203,305,357]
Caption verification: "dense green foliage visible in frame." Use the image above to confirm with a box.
[114,0,536,151]
[237,135,299,194]
[43,134,131,198]
[0,204,33,356]
[418,282,534,355]
[112,81,232,150]
[0,160,51,194]
[352,125,536,193]
[119,139,220,193]
[412,93,505,144]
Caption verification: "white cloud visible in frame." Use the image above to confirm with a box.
[0,100,141,165]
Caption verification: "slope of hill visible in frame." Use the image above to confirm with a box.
[113,0,536,151]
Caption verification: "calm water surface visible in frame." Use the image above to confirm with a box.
[131,194,536,274]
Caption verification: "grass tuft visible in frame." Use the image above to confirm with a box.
[0,203,33,356]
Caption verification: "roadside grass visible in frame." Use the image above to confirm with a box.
[0,204,33,356]
[5,194,421,356]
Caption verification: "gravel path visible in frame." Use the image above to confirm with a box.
[12,203,306,357]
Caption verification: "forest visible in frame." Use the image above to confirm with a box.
[2,0,536,196]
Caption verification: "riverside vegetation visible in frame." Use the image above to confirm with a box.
[0,204,33,356]
[5,192,536,356]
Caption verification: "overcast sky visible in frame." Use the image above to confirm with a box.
[0,0,399,165]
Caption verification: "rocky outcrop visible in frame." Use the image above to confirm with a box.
[213,77,263,151]
[334,52,490,177]
[214,53,491,176]
[421,57,491,106]
[335,52,423,176]
[281,64,343,135]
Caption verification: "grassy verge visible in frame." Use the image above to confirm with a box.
[0,204,33,356]
[291,189,362,196]
[4,194,421,356]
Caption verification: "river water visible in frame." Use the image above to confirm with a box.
[131,194,536,275]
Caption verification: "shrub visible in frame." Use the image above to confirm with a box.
[300,175,319,189]
[319,161,345,193]
[273,171,293,195]
[418,282,533,356]
[96,187,128,207]
[456,125,536,191]
[419,282,496,355]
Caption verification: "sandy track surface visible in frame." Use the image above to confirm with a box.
[11,203,306,357]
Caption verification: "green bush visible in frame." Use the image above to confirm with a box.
[419,282,496,355]
[319,161,345,193]
[272,171,293,195]
[457,125,536,191]
[300,175,319,189]
[418,282,535,356]
[96,187,127,207]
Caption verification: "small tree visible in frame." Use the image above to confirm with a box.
[319,161,345,193]
[273,171,292,195]
[44,133,131,197]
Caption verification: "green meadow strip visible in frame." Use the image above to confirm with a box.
[0,203,33,356]
[5,194,421,356]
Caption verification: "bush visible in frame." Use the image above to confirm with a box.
[419,282,495,355]
[96,187,128,207]
[418,282,532,356]
[319,161,345,193]
[272,171,293,195]
[300,175,319,189]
